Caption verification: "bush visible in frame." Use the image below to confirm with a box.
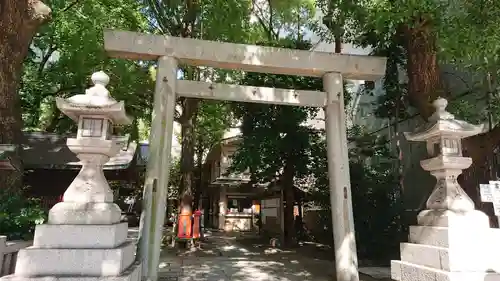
[0,188,47,240]
[308,131,406,263]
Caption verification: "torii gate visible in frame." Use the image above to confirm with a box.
[103,29,386,281]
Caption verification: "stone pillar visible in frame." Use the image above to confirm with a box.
[323,72,359,281]
[218,185,227,230]
[1,72,141,281]
[391,98,500,281]
[138,56,177,281]
[148,56,177,281]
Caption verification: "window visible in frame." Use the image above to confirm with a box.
[106,121,113,139]
[227,197,252,213]
[81,118,103,137]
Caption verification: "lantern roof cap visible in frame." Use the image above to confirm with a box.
[404,98,484,142]
[55,71,132,125]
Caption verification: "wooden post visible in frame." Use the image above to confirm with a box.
[323,72,359,281]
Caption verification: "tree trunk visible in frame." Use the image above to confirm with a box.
[193,141,204,211]
[283,161,296,247]
[178,98,200,213]
[404,23,441,120]
[0,0,51,190]
[334,31,342,54]
[404,21,500,225]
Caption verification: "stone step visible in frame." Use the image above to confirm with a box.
[34,223,128,249]
[400,242,489,272]
[1,261,141,281]
[391,260,500,281]
[15,241,135,277]
[408,225,489,248]
[409,225,450,247]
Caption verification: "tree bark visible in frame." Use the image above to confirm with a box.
[178,97,200,213]
[0,0,51,190]
[283,161,296,247]
[193,136,204,210]
[404,22,441,120]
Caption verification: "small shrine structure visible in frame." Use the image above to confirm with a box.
[391,98,500,281]
[0,72,140,281]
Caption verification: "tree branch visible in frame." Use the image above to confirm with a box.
[252,0,277,40]
[37,44,57,76]
[62,0,83,12]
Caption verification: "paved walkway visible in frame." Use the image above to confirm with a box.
[151,231,391,281]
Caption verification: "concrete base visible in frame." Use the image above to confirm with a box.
[34,223,128,249]
[15,241,135,276]
[391,260,500,281]
[1,261,142,281]
[391,209,500,281]
[417,209,489,228]
[48,202,121,225]
[399,242,489,272]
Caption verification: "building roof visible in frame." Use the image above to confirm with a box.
[21,132,138,170]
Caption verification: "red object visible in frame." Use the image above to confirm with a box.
[192,210,202,239]
[177,210,193,239]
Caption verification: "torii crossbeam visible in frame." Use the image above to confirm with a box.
[103,29,386,281]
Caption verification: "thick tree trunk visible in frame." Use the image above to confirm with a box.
[193,142,204,210]
[404,23,441,120]
[178,98,200,213]
[283,161,296,247]
[0,0,51,190]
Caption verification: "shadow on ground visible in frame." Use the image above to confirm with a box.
[155,231,391,281]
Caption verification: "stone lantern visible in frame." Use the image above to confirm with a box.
[391,98,500,281]
[48,71,132,223]
[404,97,483,212]
[2,72,141,281]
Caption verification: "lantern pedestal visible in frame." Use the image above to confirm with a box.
[391,98,500,281]
[0,72,141,281]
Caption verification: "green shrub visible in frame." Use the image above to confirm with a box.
[0,188,47,240]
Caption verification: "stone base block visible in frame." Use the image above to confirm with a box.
[1,261,141,281]
[400,242,489,272]
[15,241,135,277]
[417,210,489,228]
[391,260,500,281]
[409,225,453,247]
[409,224,490,248]
[33,223,128,249]
[48,202,121,225]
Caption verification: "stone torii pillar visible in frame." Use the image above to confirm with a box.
[102,29,387,281]
[324,72,358,281]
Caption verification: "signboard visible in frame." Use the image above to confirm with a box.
[480,182,500,216]
[480,184,494,203]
